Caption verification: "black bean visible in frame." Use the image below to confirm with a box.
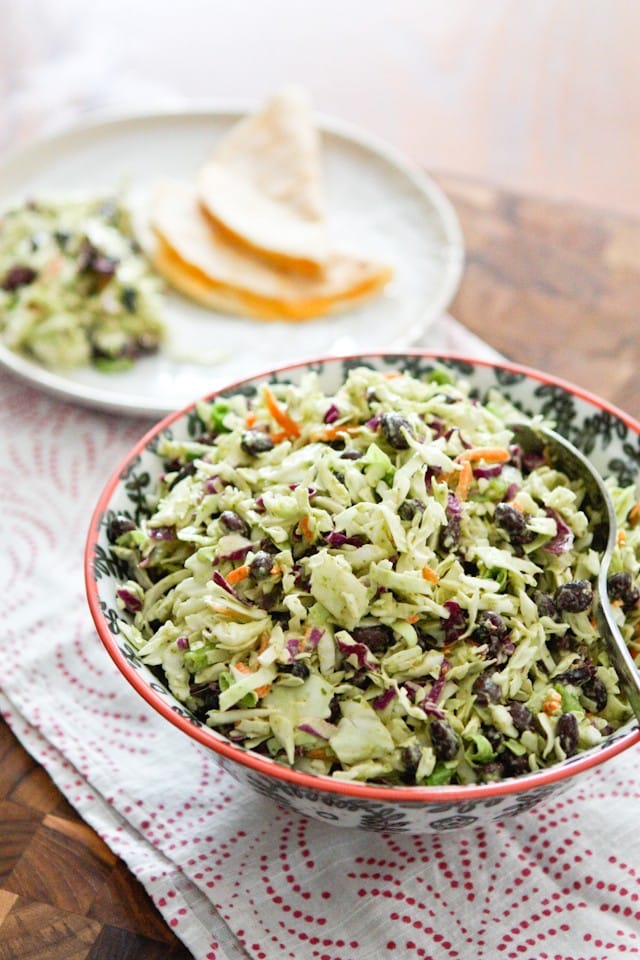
[241,430,275,455]
[508,701,535,732]
[255,589,279,611]
[106,514,136,543]
[472,674,501,706]
[351,624,394,652]
[623,585,640,611]
[250,551,274,580]
[439,515,461,550]
[472,610,508,644]
[169,460,197,488]
[340,449,363,460]
[328,696,341,724]
[482,725,504,752]
[398,498,425,521]
[555,660,596,686]
[498,751,531,778]
[607,571,640,611]
[190,682,220,712]
[557,712,579,756]
[580,676,608,712]
[121,286,138,312]
[380,412,413,449]
[494,502,536,545]
[534,591,558,618]
[415,627,445,651]
[401,743,423,778]
[608,571,632,600]
[555,580,593,613]
[479,761,505,782]
[280,661,310,680]
[2,264,37,291]
[219,510,250,537]
[429,718,459,761]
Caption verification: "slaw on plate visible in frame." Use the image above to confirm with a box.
[108,366,640,786]
[0,194,164,371]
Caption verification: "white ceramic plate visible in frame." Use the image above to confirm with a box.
[0,107,464,418]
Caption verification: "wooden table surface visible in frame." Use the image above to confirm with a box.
[1,175,639,960]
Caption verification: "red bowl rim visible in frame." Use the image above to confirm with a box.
[84,350,640,805]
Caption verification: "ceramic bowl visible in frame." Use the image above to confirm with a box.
[85,352,640,833]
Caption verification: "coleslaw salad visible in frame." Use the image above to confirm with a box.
[99,362,640,788]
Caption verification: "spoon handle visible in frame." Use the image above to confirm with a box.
[511,422,640,724]
[595,591,640,720]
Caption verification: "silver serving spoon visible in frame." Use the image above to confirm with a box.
[510,422,640,721]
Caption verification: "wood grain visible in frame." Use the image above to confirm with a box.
[1,176,639,958]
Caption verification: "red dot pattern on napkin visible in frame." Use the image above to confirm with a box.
[3,378,640,960]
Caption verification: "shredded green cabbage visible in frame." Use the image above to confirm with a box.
[0,195,164,370]
[110,367,640,785]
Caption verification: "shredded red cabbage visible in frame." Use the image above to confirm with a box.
[323,404,340,424]
[205,476,224,494]
[324,531,367,548]
[543,507,575,554]
[212,570,250,605]
[372,686,397,710]
[116,587,142,612]
[337,636,379,670]
[442,600,467,643]
[148,525,175,541]
[505,482,520,501]
[473,463,504,480]
[298,719,337,739]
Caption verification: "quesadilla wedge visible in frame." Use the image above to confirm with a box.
[148,179,393,322]
[197,87,329,274]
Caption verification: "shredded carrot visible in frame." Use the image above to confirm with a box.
[629,501,640,526]
[209,605,240,618]
[617,530,627,547]
[263,386,301,438]
[235,662,270,698]
[511,499,527,512]
[299,515,314,542]
[310,423,360,443]
[269,429,288,444]
[306,747,332,760]
[257,634,270,655]
[407,614,420,624]
[383,371,403,380]
[226,564,250,585]
[542,689,562,716]
[270,563,282,576]
[455,460,473,500]
[421,564,440,584]
[458,447,511,463]
[42,256,63,279]
[245,411,257,428]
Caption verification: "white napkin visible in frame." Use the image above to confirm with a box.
[1,316,639,960]
[1,37,639,950]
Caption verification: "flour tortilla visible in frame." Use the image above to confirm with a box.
[197,87,330,273]
[148,179,393,321]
